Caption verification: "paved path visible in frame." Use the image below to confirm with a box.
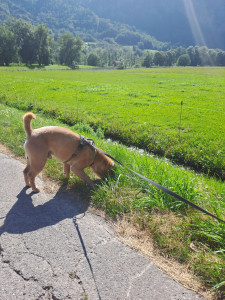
[0,152,205,300]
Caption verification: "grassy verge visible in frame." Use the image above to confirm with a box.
[0,104,224,298]
[0,66,224,178]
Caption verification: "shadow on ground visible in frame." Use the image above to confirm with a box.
[0,185,90,236]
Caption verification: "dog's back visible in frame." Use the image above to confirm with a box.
[23,112,36,138]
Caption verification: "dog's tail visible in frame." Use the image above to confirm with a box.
[23,112,36,138]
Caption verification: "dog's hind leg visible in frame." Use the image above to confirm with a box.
[28,170,41,193]
[23,159,31,187]
[71,165,94,188]
[63,162,70,178]
[27,157,47,193]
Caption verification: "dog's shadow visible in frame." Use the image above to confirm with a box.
[0,185,89,235]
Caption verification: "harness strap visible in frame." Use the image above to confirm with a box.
[63,135,96,165]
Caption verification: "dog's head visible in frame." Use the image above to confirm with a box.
[90,151,115,178]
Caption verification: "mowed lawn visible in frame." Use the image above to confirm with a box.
[0,66,224,177]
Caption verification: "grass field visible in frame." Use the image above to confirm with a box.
[0,66,225,297]
[0,66,224,178]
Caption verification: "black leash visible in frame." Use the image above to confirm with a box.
[73,216,102,300]
[88,140,225,225]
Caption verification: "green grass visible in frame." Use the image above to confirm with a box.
[0,66,224,178]
[0,104,224,298]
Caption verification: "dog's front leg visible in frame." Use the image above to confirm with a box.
[71,165,94,188]
[63,162,70,178]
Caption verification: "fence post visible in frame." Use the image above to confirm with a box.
[179,101,183,141]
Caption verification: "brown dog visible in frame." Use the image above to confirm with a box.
[23,112,114,192]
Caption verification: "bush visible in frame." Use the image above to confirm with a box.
[177,54,191,66]
[87,53,99,66]
[142,53,153,68]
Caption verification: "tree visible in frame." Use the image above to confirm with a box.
[0,26,17,66]
[198,46,211,66]
[142,52,153,68]
[5,18,36,65]
[58,33,82,66]
[193,47,201,66]
[208,49,217,66]
[187,46,196,66]
[153,52,166,66]
[175,46,186,60]
[177,54,191,66]
[87,53,99,66]
[216,51,225,66]
[165,50,176,66]
[34,24,51,66]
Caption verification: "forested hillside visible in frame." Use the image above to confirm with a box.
[1,0,224,50]
[0,0,169,50]
[88,0,225,50]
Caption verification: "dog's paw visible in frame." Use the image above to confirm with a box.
[33,187,40,193]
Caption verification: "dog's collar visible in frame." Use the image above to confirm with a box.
[63,135,96,165]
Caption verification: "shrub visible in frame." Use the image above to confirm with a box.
[177,54,191,66]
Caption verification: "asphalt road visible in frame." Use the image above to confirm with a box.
[0,152,205,300]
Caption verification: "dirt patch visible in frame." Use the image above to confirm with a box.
[0,144,26,162]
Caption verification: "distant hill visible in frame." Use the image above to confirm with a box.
[0,0,169,50]
[0,0,224,50]
[88,0,225,50]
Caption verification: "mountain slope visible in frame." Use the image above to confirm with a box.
[0,0,169,50]
[0,0,224,50]
[88,0,225,50]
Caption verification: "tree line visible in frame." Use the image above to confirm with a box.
[1,18,225,68]
[81,45,225,68]
[0,18,82,66]
[142,46,225,67]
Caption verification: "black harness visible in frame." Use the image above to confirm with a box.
[63,135,96,166]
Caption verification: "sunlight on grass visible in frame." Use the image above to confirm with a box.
[0,67,224,178]
[0,65,225,297]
